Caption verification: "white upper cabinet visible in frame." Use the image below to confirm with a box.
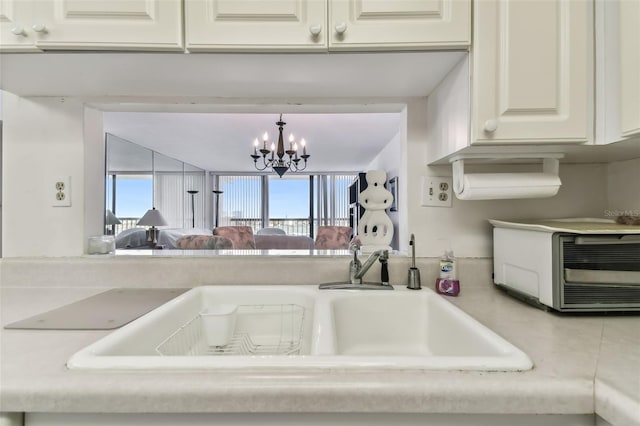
[185,0,469,51]
[329,0,470,51]
[3,0,470,52]
[595,0,640,144]
[620,0,640,138]
[185,0,327,51]
[472,0,592,144]
[0,0,38,51]
[0,0,183,51]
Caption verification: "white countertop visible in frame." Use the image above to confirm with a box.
[0,280,638,424]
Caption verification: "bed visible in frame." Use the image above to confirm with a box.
[115,228,214,249]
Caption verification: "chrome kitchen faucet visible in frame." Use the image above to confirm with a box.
[319,240,393,290]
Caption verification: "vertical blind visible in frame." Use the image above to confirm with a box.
[155,173,183,229]
[155,172,206,229]
[218,176,263,232]
[330,175,353,227]
[314,174,353,232]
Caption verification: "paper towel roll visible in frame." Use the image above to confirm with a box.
[455,173,561,200]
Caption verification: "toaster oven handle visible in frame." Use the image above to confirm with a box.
[574,235,640,245]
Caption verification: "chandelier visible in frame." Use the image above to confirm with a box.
[250,114,310,177]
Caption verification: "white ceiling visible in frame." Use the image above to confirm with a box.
[104,111,404,172]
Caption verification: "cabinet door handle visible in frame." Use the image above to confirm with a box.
[10,26,26,36]
[483,119,498,133]
[309,24,322,36]
[32,24,48,33]
[334,22,347,34]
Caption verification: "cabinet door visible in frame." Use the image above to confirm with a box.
[329,0,470,51]
[0,0,38,51]
[185,0,327,51]
[472,0,592,144]
[31,0,183,51]
[620,0,640,137]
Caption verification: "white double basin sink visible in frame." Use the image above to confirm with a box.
[67,285,532,371]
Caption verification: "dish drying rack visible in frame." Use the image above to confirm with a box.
[155,304,306,356]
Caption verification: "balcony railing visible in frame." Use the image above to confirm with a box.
[107,218,142,236]
[227,218,350,236]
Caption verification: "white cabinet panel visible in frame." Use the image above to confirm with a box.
[472,0,592,144]
[329,0,470,50]
[0,0,38,51]
[1,0,183,51]
[33,0,183,50]
[185,0,327,51]
[620,0,640,137]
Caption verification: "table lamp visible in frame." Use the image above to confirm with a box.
[105,209,122,235]
[137,207,168,248]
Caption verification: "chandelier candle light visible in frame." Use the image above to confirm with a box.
[251,114,310,177]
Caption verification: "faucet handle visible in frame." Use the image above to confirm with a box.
[379,249,389,261]
[379,251,389,286]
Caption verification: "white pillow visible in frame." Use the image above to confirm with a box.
[256,227,286,235]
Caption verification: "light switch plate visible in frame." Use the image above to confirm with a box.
[421,176,452,207]
[52,176,71,207]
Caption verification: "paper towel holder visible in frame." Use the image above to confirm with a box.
[450,153,564,200]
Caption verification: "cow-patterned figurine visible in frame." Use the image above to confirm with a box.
[357,170,393,252]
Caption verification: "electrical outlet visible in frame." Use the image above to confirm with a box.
[52,176,71,207]
[421,176,452,207]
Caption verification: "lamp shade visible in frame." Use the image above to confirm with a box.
[137,207,168,227]
[105,209,122,225]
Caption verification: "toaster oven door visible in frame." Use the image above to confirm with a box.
[558,234,640,311]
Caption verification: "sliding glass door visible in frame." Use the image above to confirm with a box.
[268,175,311,236]
[213,173,355,238]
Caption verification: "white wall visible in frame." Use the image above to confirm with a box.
[0,94,622,258]
[0,120,3,258]
[2,93,90,256]
[413,163,608,257]
[84,107,106,250]
[426,55,470,164]
[606,157,640,216]
[1,91,3,257]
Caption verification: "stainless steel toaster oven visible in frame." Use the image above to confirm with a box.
[491,219,640,312]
